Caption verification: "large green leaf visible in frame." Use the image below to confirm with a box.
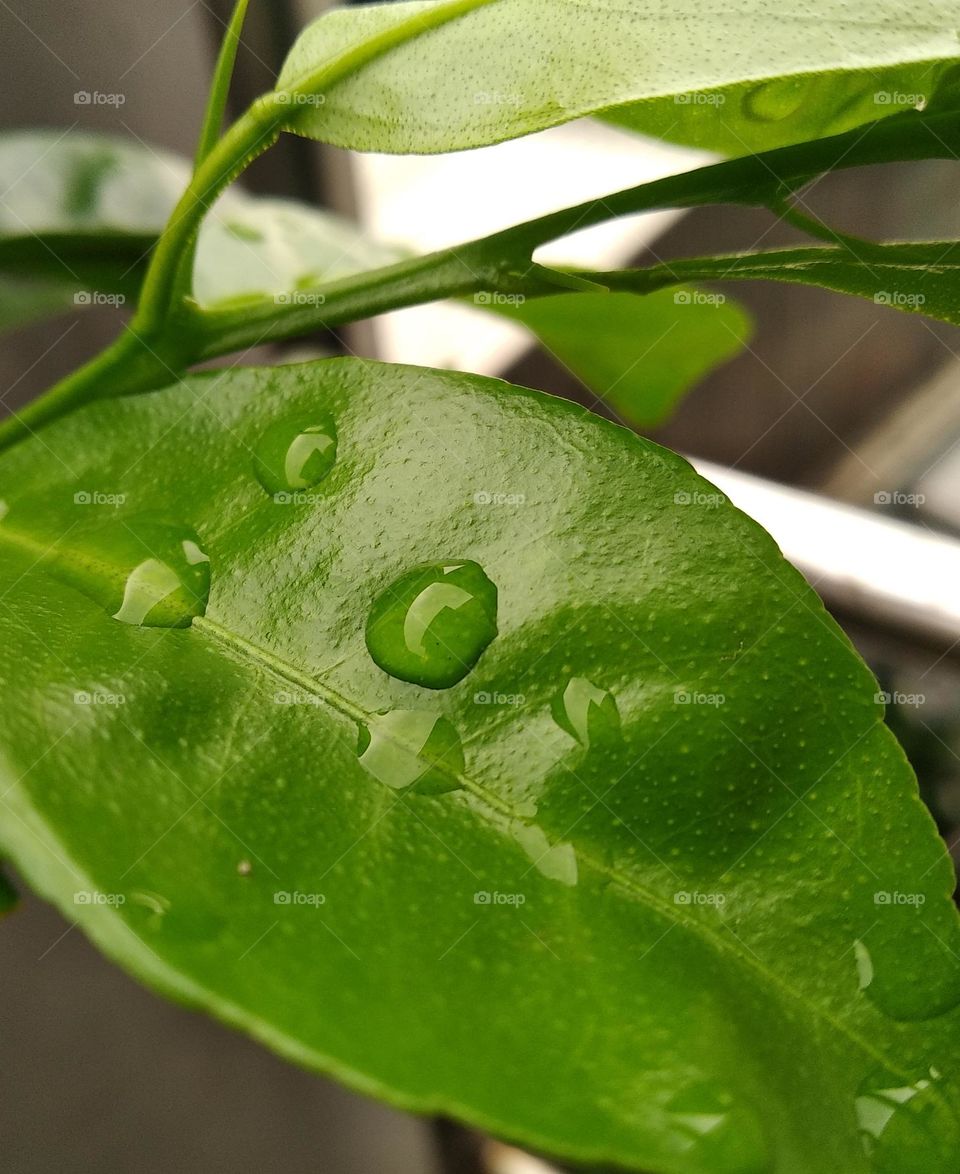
[601,241,960,328]
[277,0,960,155]
[494,287,752,427]
[0,133,398,329]
[0,359,958,1172]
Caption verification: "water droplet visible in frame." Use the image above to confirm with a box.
[226,220,264,242]
[129,888,225,940]
[114,538,209,627]
[856,1067,957,1172]
[665,1083,768,1173]
[744,77,811,122]
[253,412,337,495]
[552,677,620,748]
[854,939,874,991]
[513,823,577,886]
[54,520,210,628]
[357,710,463,794]
[365,561,498,689]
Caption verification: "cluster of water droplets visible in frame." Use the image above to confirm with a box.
[40,409,613,813]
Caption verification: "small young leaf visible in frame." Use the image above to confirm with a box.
[277,0,960,154]
[0,359,958,1172]
[610,241,960,328]
[494,287,752,427]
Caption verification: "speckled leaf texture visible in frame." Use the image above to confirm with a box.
[0,359,958,1172]
[278,0,960,154]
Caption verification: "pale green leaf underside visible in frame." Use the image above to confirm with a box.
[278,0,960,155]
[0,359,958,1172]
[0,133,398,328]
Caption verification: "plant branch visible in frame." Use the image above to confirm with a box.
[3,105,959,454]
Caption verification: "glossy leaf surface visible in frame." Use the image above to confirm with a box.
[0,359,958,1172]
[278,0,960,154]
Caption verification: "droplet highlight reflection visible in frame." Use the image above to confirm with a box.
[552,677,620,748]
[357,710,463,794]
[365,561,498,689]
[856,1067,957,1173]
[253,412,337,496]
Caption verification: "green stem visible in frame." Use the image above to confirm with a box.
[194,0,252,167]
[5,104,960,453]
[0,327,181,450]
[133,0,502,336]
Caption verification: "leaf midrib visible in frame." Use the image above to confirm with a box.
[194,611,913,1115]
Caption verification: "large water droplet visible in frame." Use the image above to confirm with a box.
[552,677,620,748]
[856,1066,957,1173]
[357,710,463,794]
[743,77,811,122]
[253,412,337,496]
[365,561,498,689]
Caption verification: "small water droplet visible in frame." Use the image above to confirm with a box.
[854,939,874,991]
[513,823,578,886]
[357,710,463,794]
[552,677,620,748]
[743,77,811,122]
[365,561,498,689]
[253,412,337,495]
[114,537,209,627]
[856,1066,957,1172]
[665,1083,768,1173]
[226,220,264,242]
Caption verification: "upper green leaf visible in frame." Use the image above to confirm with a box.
[277,0,960,155]
[0,358,958,1172]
